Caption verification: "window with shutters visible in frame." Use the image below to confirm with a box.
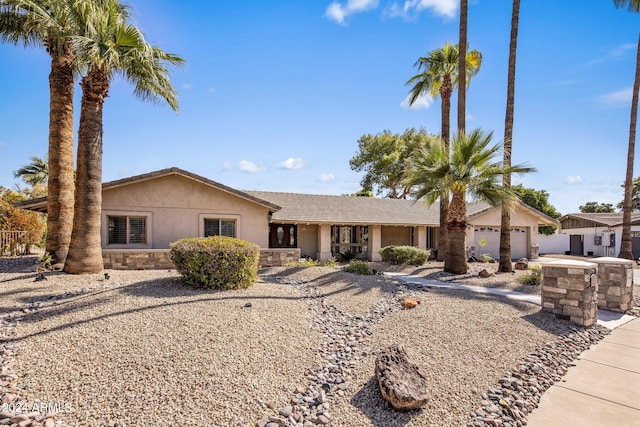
[107,215,147,245]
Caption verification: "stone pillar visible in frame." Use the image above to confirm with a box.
[541,260,598,327]
[368,225,382,262]
[316,224,332,262]
[530,244,540,259]
[594,257,634,312]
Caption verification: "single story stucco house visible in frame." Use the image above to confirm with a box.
[559,212,640,259]
[17,167,557,269]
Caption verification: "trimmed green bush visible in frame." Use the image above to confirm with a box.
[343,259,372,275]
[379,245,430,265]
[170,236,260,289]
[517,265,542,286]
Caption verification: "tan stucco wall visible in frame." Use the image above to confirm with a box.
[297,224,318,258]
[468,207,541,246]
[101,175,271,249]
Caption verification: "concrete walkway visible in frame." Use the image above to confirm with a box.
[386,272,640,426]
[527,317,640,427]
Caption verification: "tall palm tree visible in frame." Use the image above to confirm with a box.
[614,0,639,259]
[405,128,535,274]
[63,0,183,274]
[406,42,482,261]
[13,155,48,186]
[458,0,468,134]
[1,0,77,264]
[498,0,521,271]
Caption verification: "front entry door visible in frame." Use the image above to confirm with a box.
[269,224,297,248]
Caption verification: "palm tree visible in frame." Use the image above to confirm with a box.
[63,0,183,274]
[405,128,535,274]
[498,0,521,271]
[614,0,639,259]
[14,155,48,186]
[1,0,77,264]
[458,0,468,134]
[406,42,482,261]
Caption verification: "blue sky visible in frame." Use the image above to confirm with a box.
[0,0,638,215]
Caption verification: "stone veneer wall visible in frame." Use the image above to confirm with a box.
[103,250,174,270]
[541,260,598,327]
[259,248,301,267]
[103,248,301,270]
[595,257,634,312]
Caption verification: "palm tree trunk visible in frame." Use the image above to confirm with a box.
[437,75,453,262]
[620,33,640,260]
[64,67,109,274]
[457,0,468,134]
[45,49,75,265]
[499,0,520,271]
[445,190,468,274]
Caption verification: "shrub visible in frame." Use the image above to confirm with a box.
[286,256,338,268]
[379,245,430,265]
[170,236,259,289]
[343,260,372,275]
[340,250,357,262]
[517,265,542,286]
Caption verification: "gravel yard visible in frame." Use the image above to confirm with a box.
[0,257,635,426]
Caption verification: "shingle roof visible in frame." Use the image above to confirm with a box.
[560,212,640,227]
[245,191,441,225]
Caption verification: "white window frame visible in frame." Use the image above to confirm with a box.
[198,213,241,239]
[102,211,152,249]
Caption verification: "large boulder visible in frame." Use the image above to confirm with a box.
[514,258,528,270]
[374,344,429,410]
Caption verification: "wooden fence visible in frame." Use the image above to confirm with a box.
[0,230,45,257]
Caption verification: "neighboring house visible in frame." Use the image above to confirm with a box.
[16,167,557,268]
[559,213,640,258]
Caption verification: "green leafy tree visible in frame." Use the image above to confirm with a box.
[406,42,482,260]
[512,185,561,235]
[405,128,534,274]
[613,0,640,259]
[64,0,184,274]
[499,0,521,271]
[349,189,375,197]
[1,0,78,264]
[617,176,640,211]
[579,201,616,213]
[349,128,439,199]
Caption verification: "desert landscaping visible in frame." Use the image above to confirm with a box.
[1,257,636,427]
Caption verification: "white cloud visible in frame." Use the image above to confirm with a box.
[325,0,379,25]
[565,175,582,185]
[400,93,433,110]
[278,157,306,170]
[208,87,216,94]
[222,162,232,171]
[386,0,458,20]
[587,43,635,66]
[238,160,266,173]
[598,87,633,106]
[181,83,193,90]
[318,173,336,182]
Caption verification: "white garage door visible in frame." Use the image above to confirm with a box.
[473,227,528,260]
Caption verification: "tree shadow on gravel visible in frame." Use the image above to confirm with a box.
[350,377,419,427]
[5,276,312,343]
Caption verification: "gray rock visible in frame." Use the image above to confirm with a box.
[374,344,429,410]
[514,258,528,270]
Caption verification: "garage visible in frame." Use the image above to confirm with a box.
[473,226,529,260]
